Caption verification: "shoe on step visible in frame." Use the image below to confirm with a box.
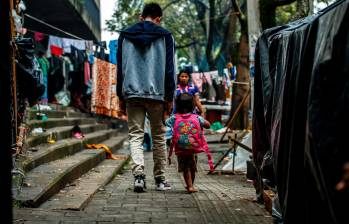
[155,180,171,191]
[134,174,146,193]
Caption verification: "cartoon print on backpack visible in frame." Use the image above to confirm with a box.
[177,120,200,149]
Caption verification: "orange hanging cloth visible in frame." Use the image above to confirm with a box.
[85,144,118,160]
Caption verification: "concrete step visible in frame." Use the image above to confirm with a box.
[47,104,77,112]
[15,135,128,208]
[30,104,77,112]
[23,129,118,172]
[28,110,91,120]
[28,118,96,130]
[26,123,109,148]
[40,137,129,210]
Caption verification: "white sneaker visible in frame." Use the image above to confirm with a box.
[155,180,171,191]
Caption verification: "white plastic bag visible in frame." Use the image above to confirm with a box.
[55,91,71,107]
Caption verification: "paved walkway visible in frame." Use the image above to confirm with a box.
[14,144,273,224]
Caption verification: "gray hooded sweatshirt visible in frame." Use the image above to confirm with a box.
[116,21,176,102]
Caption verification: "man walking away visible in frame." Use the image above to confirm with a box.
[116,3,175,192]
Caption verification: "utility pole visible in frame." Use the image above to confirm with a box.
[0,0,15,222]
[246,0,261,114]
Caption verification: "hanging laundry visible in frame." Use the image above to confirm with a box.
[84,61,91,85]
[214,79,226,104]
[62,38,86,53]
[94,41,107,61]
[223,68,231,83]
[209,70,219,81]
[50,45,63,56]
[88,54,95,64]
[37,56,50,103]
[48,56,64,102]
[91,58,120,118]
[201,77,209,99]
[70,45,86,70]
[207,85,217,102]
[203,72,213,85]
[191,72,204,92]
[108,40,118,65]
[191,71,215,92]
[85,41,94,55]
[47,35,63,57]
[34,32,45,42]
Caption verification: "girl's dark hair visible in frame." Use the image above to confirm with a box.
[141,3,163,19]
[175,93,194,114]
[177,70,191,83]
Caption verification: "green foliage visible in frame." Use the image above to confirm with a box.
[275,2,297,26]
[105,0,144,31]
[105,0,209,68]
[105,0,335,70]
[105,0,245,70]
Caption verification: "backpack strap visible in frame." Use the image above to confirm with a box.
[182,114,213,170]
[202,136,214,172]
[199,126,214,172]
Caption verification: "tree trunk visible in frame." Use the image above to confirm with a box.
[0,0,15,222]
[230,29,250,130]
[217,9,237,65]
[206,0,216,70]
[194,0,207,35]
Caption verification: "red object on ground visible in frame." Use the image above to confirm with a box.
[206,109,222,124]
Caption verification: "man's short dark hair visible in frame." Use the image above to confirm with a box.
[141,3,163,19]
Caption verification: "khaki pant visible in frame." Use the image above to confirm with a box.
[126,98,166,181]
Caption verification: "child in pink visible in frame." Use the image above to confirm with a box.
[166,93,214,193]
[175,70,206,116]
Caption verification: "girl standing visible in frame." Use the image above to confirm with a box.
[175,70,206,117]
[166,93,213,193]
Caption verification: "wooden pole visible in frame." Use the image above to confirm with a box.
[210,146,234,173]
[220,86,251,143]
[0,0,15,222]
[11,0,18,140]
[232,133,237,174]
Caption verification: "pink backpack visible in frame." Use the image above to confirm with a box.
[171,114,214,171]
[172,113,205,155]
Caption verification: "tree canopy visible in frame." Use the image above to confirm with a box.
[105,0,332,71]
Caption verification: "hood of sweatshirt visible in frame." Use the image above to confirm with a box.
[120,21,171,47]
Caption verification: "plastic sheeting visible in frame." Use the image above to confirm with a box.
[222,132,252,172]
[252,1,349,223]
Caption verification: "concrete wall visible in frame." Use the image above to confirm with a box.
[68,0,101,41]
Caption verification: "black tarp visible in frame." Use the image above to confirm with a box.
[252,1,349,223]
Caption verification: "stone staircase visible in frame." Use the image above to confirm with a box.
[14,105,129,210]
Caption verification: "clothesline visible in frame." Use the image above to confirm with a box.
[25,13,85,40]
[24,13,112,50]
[25,28,108,51]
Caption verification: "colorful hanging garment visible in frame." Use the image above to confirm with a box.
[91,58,120,118]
